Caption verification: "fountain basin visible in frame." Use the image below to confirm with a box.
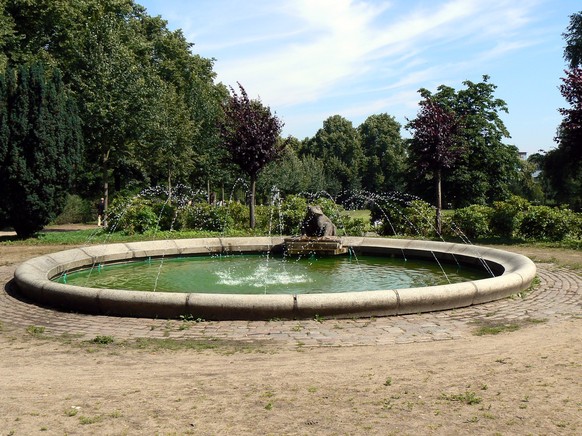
[13,237,536,320]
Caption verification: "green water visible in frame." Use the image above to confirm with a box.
[55,254,490,295]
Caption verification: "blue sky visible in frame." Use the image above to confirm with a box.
[139,0,580,155]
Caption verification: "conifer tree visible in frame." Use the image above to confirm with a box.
[0,62,82,237]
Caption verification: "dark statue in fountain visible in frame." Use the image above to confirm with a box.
[285,206,347,255]
[301,205,337,237]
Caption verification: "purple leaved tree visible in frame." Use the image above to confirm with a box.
[406,98,464,234]
[219,83,289,228]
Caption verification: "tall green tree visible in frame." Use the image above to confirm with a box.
[564,11,582,69]
[219,84,288,228]
[0,63,82,237]
[415,76,519,207]
[3,0,224,201]
[358,113,407,193]
[406,98,463,233]
[302,115,364,195]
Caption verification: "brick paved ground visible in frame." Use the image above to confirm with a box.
[1,262,580,347]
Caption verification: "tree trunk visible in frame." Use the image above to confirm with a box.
[249,174,256,229]
[102,149,110,227]
[435,168,442,235]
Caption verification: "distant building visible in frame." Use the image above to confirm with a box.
[518,151,527,160]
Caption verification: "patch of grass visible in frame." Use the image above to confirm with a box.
[441,391,483,405]
[64,408,79,417]
[473,323,520,336]
[26,325,46,336]
[383,377,392,386]
[78,414,103,425]
[343,209,371,221]
[91,335,114,344]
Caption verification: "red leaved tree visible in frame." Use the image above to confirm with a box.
[219,83,288,228]
[406,98,464,234]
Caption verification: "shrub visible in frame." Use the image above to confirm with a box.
[151,202,180,231]
[451,204,493,239]
[107,197,158,235]
[180,202,229,232]
[279,195,308,235]
[224,201,249,230]
[378,199,436,237]
[53,194,94,224]
[490,196,531,238]
[519,206,579,241]
[340,217,368,236]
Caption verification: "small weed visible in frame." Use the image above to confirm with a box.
[307,386,317,393]
[265,402,273,411]
[91,335,114,345]
[65,408,79,417]
[26,325,45,336]
[556,422,567,428]
[495,357,510,364]
[441,391,482,405]
[464,416,479,423]
[384,377,392,386]
[291,324,303,332]
[473,323,520,336]
[480,384,488,391]
[110,410,122,418]
[382,399,392,410]
[526,317,548,324]
[79,415,103,425]
[314,314,324,323]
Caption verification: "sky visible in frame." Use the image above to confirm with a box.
[138,0,580,156]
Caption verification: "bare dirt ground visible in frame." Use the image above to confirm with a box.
[0,232,580,435]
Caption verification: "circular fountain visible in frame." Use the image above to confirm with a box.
[13,236,536,320]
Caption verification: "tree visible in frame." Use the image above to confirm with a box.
[415,76,519,207]
[219,83,288,228]
[564,12,582,69]
[406,98,463,234]
[358,113,407,193]
[3,0,225,201]
[544,68,582,209]
[257,141,328,197]
[302,115,364,195]
[0,63,82,237]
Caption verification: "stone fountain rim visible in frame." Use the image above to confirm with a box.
[13,236,536,320]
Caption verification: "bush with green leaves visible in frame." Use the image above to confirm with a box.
[377,199,436,237]
[224,201,249,230]
[279,195,308,234]
[519,205,579,241]
[53,194,94,224]
[489,196,531,238]
[180,202,230,232]
[151,201,181,231]
[107,197,158,235]
[340,217,368,236]
[451,204,493,239]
